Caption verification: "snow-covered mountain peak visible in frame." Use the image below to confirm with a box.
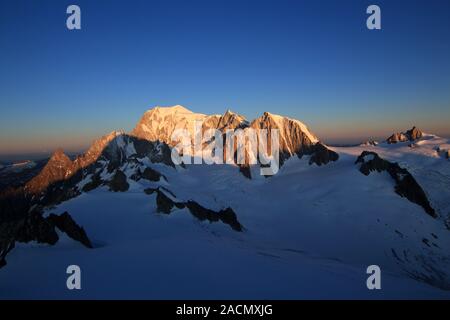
[216,109,248,130]
[252,112,319,144]
[146,105,195,115]
[132,105,208,144]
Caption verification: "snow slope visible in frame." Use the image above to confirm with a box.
[0,136,449,299]
[0,160,36,173]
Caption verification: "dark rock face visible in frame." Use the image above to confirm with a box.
[436,146,450,160]
[185,201,243,232]
[0,209,92,268]
[406,127,423,141]
[108,170,129,192]
[82,173,104,192]
[156,190,182,214]
[47,212,93,248]
[387,126,423,144]
[131,137,174,167]
[141,167,164,182]
[308,143,339,166]
[239,164,251,179]
[0,241,15,268]
[15,212,59,245]
[0,189,32,223]
[151,188,243,231]
[355,151,390,174]
[355,151,436,218]
[13,211,92,248]
[387,132,408,144]
[38,172,82,206]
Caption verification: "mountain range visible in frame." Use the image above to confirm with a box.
[0,105,449,299]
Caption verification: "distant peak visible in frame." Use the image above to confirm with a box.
[47,148,73,166]
[387,126,423,144]
[147,105,192,114]
[50,148,69,160]
[222,109,245,120]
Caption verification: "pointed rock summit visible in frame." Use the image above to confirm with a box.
[406,126,423,141]
[387,126,423,144]
[216,109,248,131]
[25,149,73,194]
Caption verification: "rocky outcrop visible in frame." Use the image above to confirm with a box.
[82,173,104,192]
[47,212,93,248]
[387,126,423,144]
[309,143,339,166]
[406,127,423,141]
[360,140,378,146]
[185,201,243,232]
[155,189,184,214]
[14,211,92,248]
[387,132,408,144]
[141,167,165,182]
[239,164,252,179]
[108,170,129,192]
[355,151,436,218]
[435,146,450,160]
[15,212,59,245]
[149,187,243,231]
[0,241,14,268]
[0,209,92,268]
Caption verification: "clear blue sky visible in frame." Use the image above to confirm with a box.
[1,0,449,157]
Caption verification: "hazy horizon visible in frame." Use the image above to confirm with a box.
[1,0,449,156]
[1,104,449,163]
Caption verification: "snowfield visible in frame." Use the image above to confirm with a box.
[0,135,449,299]
[0,160,36,173]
